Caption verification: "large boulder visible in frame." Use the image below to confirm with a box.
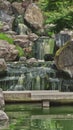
[55,39,73,77]
[28,33,39,41]
[12,2,24,15]
[14,39,31,48]
[0,110,8,121]
[0,40,19,61]
[13,34,31,48]
[0,11,14,29]
[0,21,10,32]
[0,88,5,108]
[13,34,34,50]
[0,0,12,14]
[24,3,44,30]
[0,59,7,75]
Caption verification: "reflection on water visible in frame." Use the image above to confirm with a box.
[2,104,73,130]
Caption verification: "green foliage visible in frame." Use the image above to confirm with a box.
[39,0,73,34]
[0,33,14,44]
[16,45,24,57]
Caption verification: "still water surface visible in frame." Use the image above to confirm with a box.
[2,104,73,130]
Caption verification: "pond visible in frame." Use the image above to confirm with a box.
[1,104,73,130]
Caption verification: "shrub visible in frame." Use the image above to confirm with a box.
[39,0,73,34]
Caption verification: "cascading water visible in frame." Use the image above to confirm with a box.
[0,60,72,91]
[0,61,62,91]
[55,29,73,48]
[33,36,55,60]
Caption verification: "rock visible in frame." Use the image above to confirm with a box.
[0,10,14,29]
[28,33,39,41]
[55,39,73,77]
[0,0,12,14]
[55,29,73,48]
[12,2,25,15]
[24,3,44,29]
[0,22,10,32]
[13,35,29,40]
[18,23,30,35]
[5,30,17,36]
[0,120,9,130]
[14,34,33,49]
[27,58,37,64]
[0,40,19,61]
[19,57,26,62]
[14,39,30,48]
[21,0,31,11]
[0,88,5,108]
[0,110,9,121]
[0,59,7,76]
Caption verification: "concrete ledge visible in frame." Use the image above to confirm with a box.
[3,91,31,102]
[3,91,73,106]
[3,90,59,102]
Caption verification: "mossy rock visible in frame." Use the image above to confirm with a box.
[55,39,73,70]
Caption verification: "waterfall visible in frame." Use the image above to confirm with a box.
[33,36,55,60]
[34,75,40,90]
[18,23,29,35]
[55,30,73,48]
[14,74,26,90]
[0,61,72,91]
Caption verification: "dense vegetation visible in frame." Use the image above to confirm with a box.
[7,0,73,36]
[39,0,73,35]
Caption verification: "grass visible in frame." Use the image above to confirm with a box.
[0,33,14,44]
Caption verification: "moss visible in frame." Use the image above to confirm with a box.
[0,33,14,44]
[55,40,71,56]
[16,45,24,57]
